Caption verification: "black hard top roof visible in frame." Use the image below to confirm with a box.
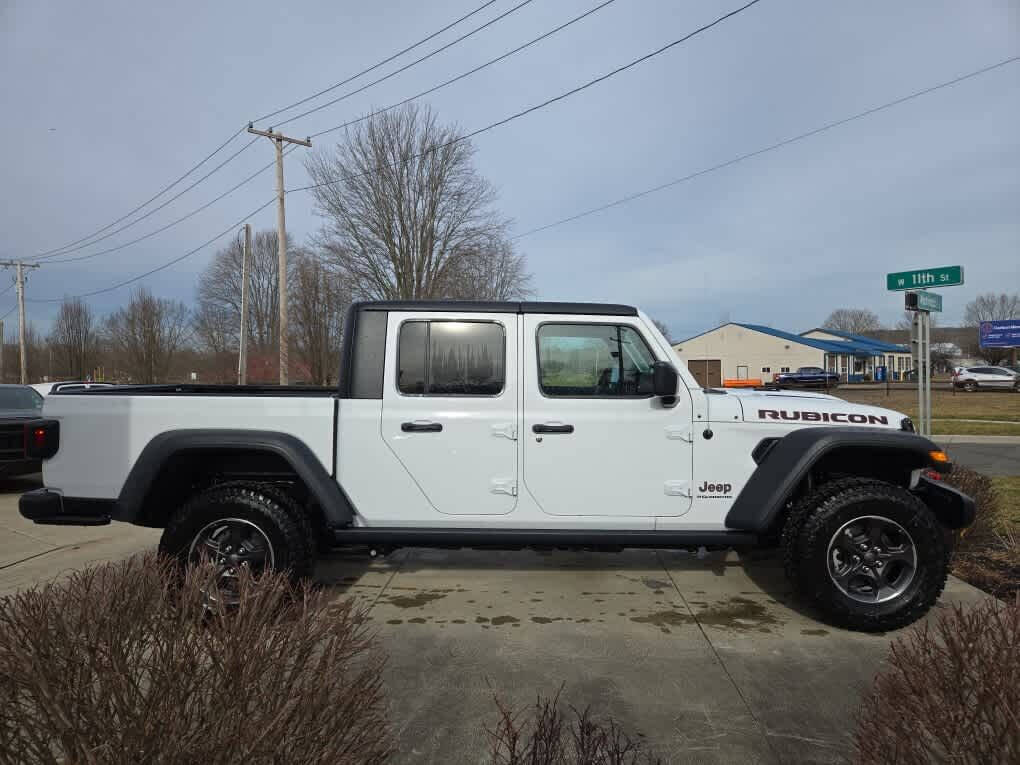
[354,300,638,317]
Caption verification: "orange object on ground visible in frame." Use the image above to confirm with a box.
[723,378,762,388]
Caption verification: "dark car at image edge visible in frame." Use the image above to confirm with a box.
[0,385,46,477]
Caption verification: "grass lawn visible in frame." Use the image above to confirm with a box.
[932,421,1020,436]
[833,388,1019,435]
[994,476,1020,529]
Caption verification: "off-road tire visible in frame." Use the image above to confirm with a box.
[785,478,948,632]
[159,483,315,581]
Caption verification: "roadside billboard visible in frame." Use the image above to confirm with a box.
[979,319,1020,348]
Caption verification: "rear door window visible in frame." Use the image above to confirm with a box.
[397,320,505,396]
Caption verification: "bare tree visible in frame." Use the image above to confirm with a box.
[305,103,532,301]
[196,230,295,354]
[105,287,190,383]
[962,292,1019,364]
[650,318,672,342]
[822,308,883,335]
[49,298,97,380]
[290,252,349,385]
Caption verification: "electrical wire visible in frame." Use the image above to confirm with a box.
[27,0,616,268]
[252,0,500,125]
[29,127,246,259]
[270,0,537,130]
[31,137,260,261]
[290,0,765,193]
[511,55,1020,240]
[27,0,504,260]
[28,198,276,303]
[308,0,621,140]
[0,305,15,321]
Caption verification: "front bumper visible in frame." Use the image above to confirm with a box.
[912,475,975,530]
[19,489,112,526]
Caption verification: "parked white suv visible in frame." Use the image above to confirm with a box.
[20,300,974,631]
[952,366,1019,392]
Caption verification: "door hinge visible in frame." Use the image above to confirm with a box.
[491,478,518,497]
[665,426,693,442]
[491,423,518,441]
[664,480,692,497]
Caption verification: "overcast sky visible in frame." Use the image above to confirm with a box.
[1,0,1017,341]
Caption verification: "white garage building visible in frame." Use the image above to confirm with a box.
[672,323,912,388]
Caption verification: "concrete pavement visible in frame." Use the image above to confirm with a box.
[0,478,992,763]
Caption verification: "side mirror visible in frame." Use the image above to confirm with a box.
[652,361,678,397]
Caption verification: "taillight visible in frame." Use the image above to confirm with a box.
[24,420,59,459]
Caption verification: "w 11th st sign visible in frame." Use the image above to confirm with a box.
[886,266,964,291]
[980,319,1020,348]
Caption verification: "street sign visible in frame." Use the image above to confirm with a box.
[886,265,963,291]
[905,291,942,312]
[979,319,1020,348]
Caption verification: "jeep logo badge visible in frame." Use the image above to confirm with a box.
[698,481,732,496]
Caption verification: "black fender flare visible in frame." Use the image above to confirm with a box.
[725,427,946,533]
[114,429,356,527]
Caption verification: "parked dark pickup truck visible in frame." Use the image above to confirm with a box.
[0,385,45,476]
[774,367,840,389]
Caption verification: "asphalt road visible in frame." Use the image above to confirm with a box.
[938,442,1020,477]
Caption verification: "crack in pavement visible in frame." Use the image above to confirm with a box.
[656,550,783,765]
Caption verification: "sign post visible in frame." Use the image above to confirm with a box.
[891,266,962,437]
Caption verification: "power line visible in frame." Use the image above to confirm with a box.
[270,0,537,130]
[28,198,276,303]
[30,128,247,259]
[309,0,621,140]
[32,0,616,269]
[511,55,1020,240]
[291,0,765,193]
[31,137,260,261]
[27,0,505,260]
[40,145,296,265]
[252,0,500,125]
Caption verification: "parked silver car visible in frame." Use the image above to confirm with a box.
[952,366,1019,391]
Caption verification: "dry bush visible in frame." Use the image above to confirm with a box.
[488,689,662,765]
[0,553,391,765]
[943,466,1019,597]
[853,596,1019,765]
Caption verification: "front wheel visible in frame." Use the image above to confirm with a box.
[963,381,977,392]
[784,479,948,632]
[159,483,315,594]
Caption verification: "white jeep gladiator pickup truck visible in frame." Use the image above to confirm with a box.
[20,300,973,631]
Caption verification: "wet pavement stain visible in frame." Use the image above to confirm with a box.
[451,619,466,624]
[694,597,782,633]
[387,619,403,625]
[531,616,554,624]
[386,591,447,609]
[642,578,672,590]
[476,616,490,624]
[630,610,691,634]
[491,615,520,626]
[801,629,829,636]
[408,617,427,624]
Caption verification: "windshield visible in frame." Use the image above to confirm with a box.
[0,387,44,412]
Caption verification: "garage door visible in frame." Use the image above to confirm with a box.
[687,359,722,389]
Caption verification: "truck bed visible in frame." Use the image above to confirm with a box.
[42,388,337,501]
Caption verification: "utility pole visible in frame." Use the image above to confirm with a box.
[0,319,4,383]
[247,124,311,385]
[0,261,40,384]
[238,223,251,385]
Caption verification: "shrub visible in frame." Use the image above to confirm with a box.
[853,596,1020,764]
[488,689,662,765]
[943,466,1019,597]
[0,553,391,764]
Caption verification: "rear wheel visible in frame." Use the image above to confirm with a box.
[159,483,315,595]
[963,380,977,392]
[784,479,948,632]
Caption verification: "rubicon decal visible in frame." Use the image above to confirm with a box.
[758,409,889,425]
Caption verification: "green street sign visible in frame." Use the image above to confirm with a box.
[886,265,963,291]
[914,290,942,312]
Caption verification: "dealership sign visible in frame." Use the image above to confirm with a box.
[979,319,1020,348]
